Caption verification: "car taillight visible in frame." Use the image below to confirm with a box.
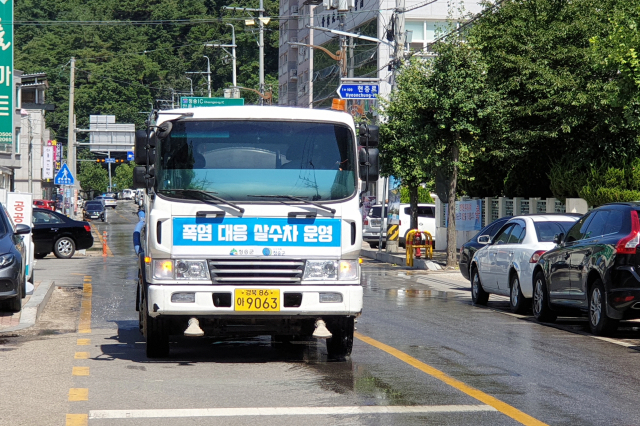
[364,218,369,226]
[616,210,640,254]
[529,250,546,263]
[84,225,91,232]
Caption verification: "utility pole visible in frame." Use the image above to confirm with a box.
[107,150,112,192]
[203,56,211,97]
[259,0,265,102]
[67,57,76,217]
[391,0,405,90]
[227,24,237,89]
[185,77,193,95]
[27,114,32,193]
[309,7,314,109]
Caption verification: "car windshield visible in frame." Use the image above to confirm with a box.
[534,221,576,242]
[155,120,356,202]
[85,202,103,210]
[370,206,382,218]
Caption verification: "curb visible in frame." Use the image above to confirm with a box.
[0,280,55,334]
[360,249,443,270]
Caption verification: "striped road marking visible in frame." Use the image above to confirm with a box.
[388,224,399,240]
[355,332,548,426]
[89,405,496,419]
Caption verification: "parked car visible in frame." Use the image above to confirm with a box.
[470,214,580,313]
[95,194,117,209]
[363,204,387,249]
[33,199,56,212]
[0,205,30,312]
[121,189,133,200]
[533,203,640,336]
[32,208,94,259]
[459,216,512,280]
[83,200,107,222]
[398,203,436,248]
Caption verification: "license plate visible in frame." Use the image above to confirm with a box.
[234,289,280,312]
[371,219,381,226]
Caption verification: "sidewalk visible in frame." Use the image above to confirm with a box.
[0,280,55,333]
[360,243,460,271]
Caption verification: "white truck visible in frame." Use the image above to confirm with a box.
[133,106,379,358]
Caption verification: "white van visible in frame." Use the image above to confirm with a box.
[122,189,133,200]
[398,203,436,248]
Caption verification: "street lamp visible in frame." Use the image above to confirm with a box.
[203,55,211,97]
[185,77,193,95]
[226,24,237,89]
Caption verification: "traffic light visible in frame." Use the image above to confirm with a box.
[96,158,105,163]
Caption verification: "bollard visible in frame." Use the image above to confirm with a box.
[102,230,107,257]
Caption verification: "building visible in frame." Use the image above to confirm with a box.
[278,0,483,201]
[13,72,54,198]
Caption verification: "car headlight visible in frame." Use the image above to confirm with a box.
[0,254,14,269]
[152,259,210,281]
[303,260,359,281]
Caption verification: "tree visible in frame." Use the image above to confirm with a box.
[78,161,108,194]
[113,162,137,192]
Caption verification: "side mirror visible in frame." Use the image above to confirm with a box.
[156,121,173,139]
[553,233,565,245]
[133,166,147,189]
[359,124,379,147]
[477,235,490,244]
[134,130,157,165]
[358,147,379,182]
[15,224,31,235]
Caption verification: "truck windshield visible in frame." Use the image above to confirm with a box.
[156,120,356,202]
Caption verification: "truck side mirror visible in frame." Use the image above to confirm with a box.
[358,147,379,182]
[133,166,146,189]
[134,130,157,165]
[359,124,379,147]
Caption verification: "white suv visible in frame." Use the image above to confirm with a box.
[398,203,436,248]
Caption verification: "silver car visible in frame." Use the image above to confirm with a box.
[363,204,386,249]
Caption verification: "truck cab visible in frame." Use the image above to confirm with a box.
[134,106,379,359]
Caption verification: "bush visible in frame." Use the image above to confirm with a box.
[400,186,434,203]
[548,162,588,202]
[578,159,640,206]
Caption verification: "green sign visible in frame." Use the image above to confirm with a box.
[180,97,244,108]
[0,0,12,146]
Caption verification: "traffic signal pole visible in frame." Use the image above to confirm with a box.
[107,150,112,192]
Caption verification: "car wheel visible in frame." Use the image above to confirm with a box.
[532,272,557,323]
[54,237,76,259]
[34,253,48,259]
[471,268,489,305]
[3,280,23,312]
[509,275,529,314]
[326,317,354,360]
[142,291,170,358]
[588,279,619,336]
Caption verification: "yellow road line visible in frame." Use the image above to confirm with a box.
[78,275,92,333]
[72,367,90,376]
[77,339,90,346]
[65,414,88,426]
[69,388,89,401]
[74,352,90,360]
[354,332,548,426]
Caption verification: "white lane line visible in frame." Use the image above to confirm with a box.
[90,405,497,419]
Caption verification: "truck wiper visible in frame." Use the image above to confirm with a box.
[159,189,245,214]
[247,195,336,214]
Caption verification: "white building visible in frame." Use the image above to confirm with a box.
[278,0,483,201]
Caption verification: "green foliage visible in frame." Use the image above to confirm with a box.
[113,162,137,191]
[78,161,108,193]
[547,162,588,202]
[400,186,433,204]
[578,159,640,206]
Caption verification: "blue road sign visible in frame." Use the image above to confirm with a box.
[105,158,116,164]
[54,164,75,185]
[337,84,379,100]
[127,151,134,161]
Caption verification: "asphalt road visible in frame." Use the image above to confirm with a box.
[1,200,640,426]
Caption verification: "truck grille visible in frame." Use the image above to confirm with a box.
[208,259,305,284]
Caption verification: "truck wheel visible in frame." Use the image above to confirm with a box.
[142,294,169,358]
[326,317,354,360]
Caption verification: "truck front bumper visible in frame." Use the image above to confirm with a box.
[146,284,363,318]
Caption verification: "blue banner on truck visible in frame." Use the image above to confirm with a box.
[173,217,342,247]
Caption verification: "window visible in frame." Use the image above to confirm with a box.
[602,210,624,235]
[565,213,593,242]
[406,20,452,52]
[507,223,525,244]
[534,221,574,243]
[33,211,63,224]
[417,206,435,218]
[584,211,610,239]
[493,224,514,245]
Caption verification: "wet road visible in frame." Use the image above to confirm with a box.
[2,201,640,426]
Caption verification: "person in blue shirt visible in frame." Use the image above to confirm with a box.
[133,209,145,255]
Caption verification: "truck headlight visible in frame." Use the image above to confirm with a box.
[303,260,359,281]
[152,259,210,281]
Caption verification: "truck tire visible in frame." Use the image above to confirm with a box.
[142,293,169,358]
[326,317,354,359]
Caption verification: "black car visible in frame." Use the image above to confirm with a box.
[83,200,106,222]
[459,216,512,280]
[533,203,640,336]
[32,208,94,259]
[0,205,31,312]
